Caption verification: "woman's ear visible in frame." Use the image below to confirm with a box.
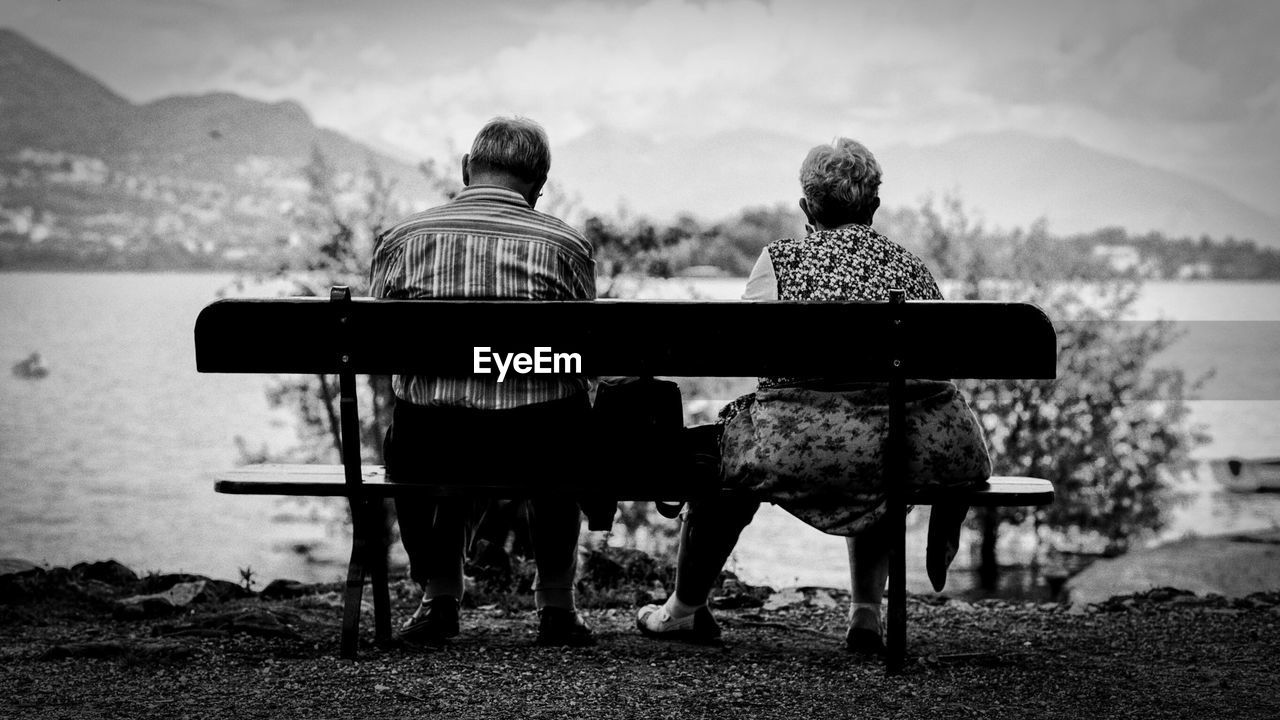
[799,198,815,226]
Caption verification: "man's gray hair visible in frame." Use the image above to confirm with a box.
[799,138,882,226]
[468,116,552,184]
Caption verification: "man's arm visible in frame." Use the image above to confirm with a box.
[368,231,405,298]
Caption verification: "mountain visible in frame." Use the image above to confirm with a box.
[0,28,430,188]
[558,128,1280,247]
[0,28,440,269]
[878,132,1280,244]
[0,28,133,155]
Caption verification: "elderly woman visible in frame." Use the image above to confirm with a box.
[637,138,991,653]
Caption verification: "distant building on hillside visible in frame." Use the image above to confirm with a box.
[1091,244,1159,277]
[678,264,730,278]
[1175,261,1215,280]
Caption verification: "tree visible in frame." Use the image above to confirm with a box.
[912,199,1209,589]
[584,213,691,298]
[234,149,432,465]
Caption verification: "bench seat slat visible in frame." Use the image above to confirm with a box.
[214,463,1054,506]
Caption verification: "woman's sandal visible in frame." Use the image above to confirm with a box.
[845,603,885,655]
[636,604,722,644]
[845,626,886,656]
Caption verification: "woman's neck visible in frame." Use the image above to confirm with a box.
[813,220,871,232]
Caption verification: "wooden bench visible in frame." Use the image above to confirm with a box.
[195,286,1057,673]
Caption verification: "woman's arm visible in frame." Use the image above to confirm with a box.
[743,249,778,301]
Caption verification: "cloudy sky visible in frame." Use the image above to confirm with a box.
[7,0,1279,211]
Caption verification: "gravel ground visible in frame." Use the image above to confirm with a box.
[3,575,1279,720]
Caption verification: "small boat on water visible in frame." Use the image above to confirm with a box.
[12,352,49,380]
[1210,457,1280,493]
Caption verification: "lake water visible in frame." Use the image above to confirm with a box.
[1,273,1278,593]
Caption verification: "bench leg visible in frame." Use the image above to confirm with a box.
[886,496,908,674]
[340,551,366,658]
[341,498,392,657]
[367,500,392,646]
[340,499,370,659]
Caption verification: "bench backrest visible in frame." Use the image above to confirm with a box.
[195,290,1056,380]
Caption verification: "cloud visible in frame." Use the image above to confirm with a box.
[357,43,396,69]
[9,0,1275,208]
[324,0,1003,158]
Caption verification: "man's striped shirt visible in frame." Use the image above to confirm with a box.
[368,184,596,410]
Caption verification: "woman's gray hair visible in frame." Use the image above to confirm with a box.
[468,116,551,184]
[799,138,882,226]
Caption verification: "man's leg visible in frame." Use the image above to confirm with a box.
[525,497,582,610]
[517,394,598,646]
[387,401,472,642]
[395,495,468,601]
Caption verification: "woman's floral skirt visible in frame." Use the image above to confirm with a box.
[720,380,991,536]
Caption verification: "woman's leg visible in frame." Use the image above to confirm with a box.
[846,518,890,643]
[672,498,760,607]
[637,497,758,640]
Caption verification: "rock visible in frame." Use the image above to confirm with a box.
[75,579,122,604]
[634,581,669,607]
[762,588,806,611]
[0,560,46,603]
[71,560,138,586]
[260,579,321,600]
[155,608,301,640]
[296,591,345,609]
[800,587,839,609]
[709,573,771,610]
[137,573,209,594]
[1144,587,1194,603]
[580,552,626,590]
[1066,534,1280,606]
[114,580,237,619]
[580,547,672,591]
[710,592,763,610]
[1243,590,1280,606]
[114,596,182,621]
[1,563,121,606]
[201,579,253,602]
[0,558,41,576]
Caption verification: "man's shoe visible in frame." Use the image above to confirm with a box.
[536,607,595,647]
[398,596,460,645]
[636,604,722,644]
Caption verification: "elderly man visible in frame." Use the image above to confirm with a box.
[370,117,596,647]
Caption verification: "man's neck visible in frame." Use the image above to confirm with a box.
[466,172,539,207]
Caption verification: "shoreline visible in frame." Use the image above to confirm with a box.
[7,527,1280,614]
[3,548,1279,719]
